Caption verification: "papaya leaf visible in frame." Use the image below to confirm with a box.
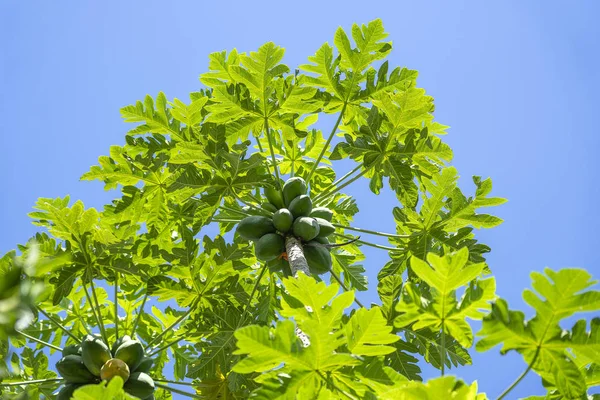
[476,268,600,399]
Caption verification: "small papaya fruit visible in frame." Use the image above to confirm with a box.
[255,233,285,261]
[236,216,276,241]
[283,177,307,206]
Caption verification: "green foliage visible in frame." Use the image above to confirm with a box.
[477,269,600,399]
[0,18,596,400]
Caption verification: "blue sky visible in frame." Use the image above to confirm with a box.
[1,1,599,398]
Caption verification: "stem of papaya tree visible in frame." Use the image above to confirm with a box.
[114,272,119,341]
[131,290,149,337]
[306,102,347,183]
[440,325,446,376]
[16,330,63,351]
[210,218,243,224]
[285,235,310,277]
[329,271,364,308]
[313,163,363,202]
[37,307,81,343]
[89,277,109,344]
[153,379,196,387]
[496,347,540,400]
[314,167,369,206]
[232,190,272,216]
[238,264,269,326]
[218,205,251,217]
[155,382,201,399]
[264,118,282,191]
[146,305,196,348]
[332,223,414,239]
[0,378,64,387]
[146,336,183,357]
[333,233,406,252]
[82,280,103,339]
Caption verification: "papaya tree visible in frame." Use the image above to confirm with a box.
[1,19,598,400]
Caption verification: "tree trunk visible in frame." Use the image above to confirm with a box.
[284,235,311,346]
[285,235,310,277]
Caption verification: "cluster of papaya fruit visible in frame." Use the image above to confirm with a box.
[55,334,155,399]
[236,177,335,275]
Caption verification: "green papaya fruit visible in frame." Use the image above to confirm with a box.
[272,208,294,232]
[261,202,278,213]
[264,186,285,209]
[56,383,83,400]
[81,335,112,376]
[56,355,97,383]
[267,257,287,274]
[314,217,335,237]
[288,195,313,218]
[111,335,131,356]
[309,207,333,222]
[134,357,154,373]
[313,236,330,244]
[255,233,285,261]
[292,217,320,241]
[114,339,145,371]
[123,372,155,399]
[283,177,307,206]
[100,358,130,382]
[236,216,276,241]
[304,243,332,275]
[62,344,82,357]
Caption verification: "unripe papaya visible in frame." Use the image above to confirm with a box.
[313,236,330,244]
[288,195,313,218]
[283,177,307,206]
[309,207,333,222]
[56,355,97,383]
[134,357,154,373]
[62,344,82,357]
[56,383,83,400]
[264,186,285,209]
[236,216,276,241]
[272,209,293,232]
[314,217,335,237]
[255,233,285,261]
[304,244,332,275]
[114,339,145,371]
[261,202,278,213]
[111,335,131,356]
[123,372,155,399]
[100,358,130,382]
[81,335,112,376]
[292,217,320,241]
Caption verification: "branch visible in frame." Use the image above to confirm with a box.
[313,163,362,202]
[332,223,415,239]
[114,272,119,341]
[145,305,196,348]
[496,346,541,400]
[0,378,64,387]
[37,307,81,343]
[306,102,347,183]
[329,271,364,308]
[153,379,196,387]
[130,290,149,337]
[146,336,183,357]
[155,382,201,399]
[333,233,406,252]
[16,330,63,351]
[264,117,282,190]
[89,277,109,345]
[231,190,272,217]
